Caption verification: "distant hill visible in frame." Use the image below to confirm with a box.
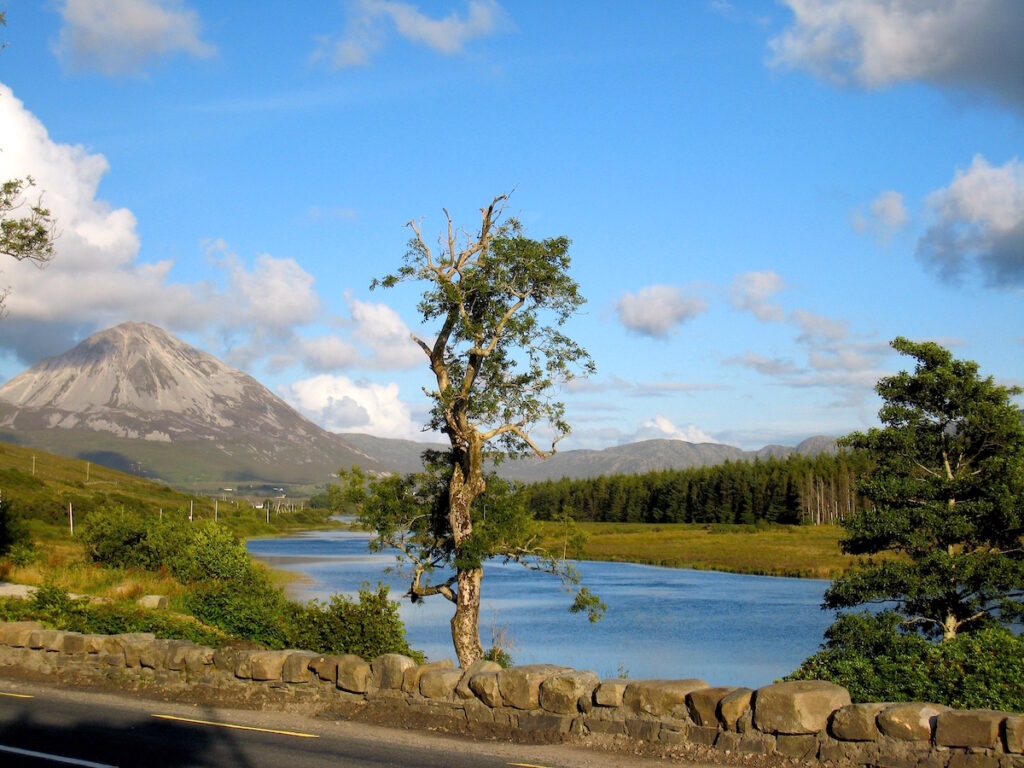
[0,322,837,489]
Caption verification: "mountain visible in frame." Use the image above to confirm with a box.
[0,322,838,489]
[0,322,379,489]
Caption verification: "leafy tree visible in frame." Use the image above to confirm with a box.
[826,337,1024,639]
[1,10,56,317]
[352,195,600,666]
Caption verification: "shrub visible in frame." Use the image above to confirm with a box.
[185,570,288,648]
[282,584,422,661]
[789,611,1024,712]
[0,493,31,558]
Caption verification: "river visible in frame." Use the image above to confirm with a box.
[247,529,834,688]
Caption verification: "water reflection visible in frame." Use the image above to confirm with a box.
[247,529,833,687]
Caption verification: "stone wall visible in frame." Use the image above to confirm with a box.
[1,620,1022,767]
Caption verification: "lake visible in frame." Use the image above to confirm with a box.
[247,529,834,688]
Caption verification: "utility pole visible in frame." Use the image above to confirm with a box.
[31,455,35,476]
[69,503,74,536]
[189,499,193,522]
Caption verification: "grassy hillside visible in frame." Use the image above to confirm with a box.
[0,440,334,543]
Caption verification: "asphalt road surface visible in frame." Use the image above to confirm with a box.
[0,679,684,768]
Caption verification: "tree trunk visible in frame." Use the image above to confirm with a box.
[451,566,483,665]
[448,444,486,667]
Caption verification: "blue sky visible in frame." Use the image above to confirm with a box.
[0,1,1021,450]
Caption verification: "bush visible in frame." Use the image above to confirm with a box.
[0,493,31,558]
[0,586,226,646]
[185,571,289,648]
[83,509,256,584]
[789,611,1024,712]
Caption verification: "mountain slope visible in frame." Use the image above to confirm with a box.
[0,322,377,487]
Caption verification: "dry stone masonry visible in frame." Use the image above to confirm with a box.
[1,620,1022,767]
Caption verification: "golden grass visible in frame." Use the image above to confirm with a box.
[538,522,855,579]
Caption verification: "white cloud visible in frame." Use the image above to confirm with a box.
[615,284,707,338]
[729,270,785,321]
[281,374,422,439]
[725,352,798,377]
[348,297,423,369]
[916,155,1024,286]
[626,415,716,445]
[771,0,1024,109]
[297,336,361,372]
[851,190,908,244]
[55,0,215,75]
[0,84,325,366]
[315,0,506,69]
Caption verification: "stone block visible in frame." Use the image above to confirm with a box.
[140,639,170,670]
[819,737,879,765]
[737,732,775,755]
[401,659,454,695]
[949,754,1001,768]
[27,629,62,650]
[660,725,687,746]
[233,651,255,679]
[752,680,851,735]
[623,679,708,718]
[776,733,819,759]
[337,655,372,694]
[0,621,42,647]
[719,687,754,731]
[463,698,495,724]
[716,731,742,752]
[469,672,501,707]
[688,686,740,727]
[60,633,88,655]
[419,668,462,700]
[165,641,196,671]
[372,653,417,690]
[594,678,629,708]
[1006,716,1024,754]
[136,595,168,610]
[586,718,626,736]
[540,670,599,715]
[121,634,156,668]
[625,718,661,741]
[183,647,213,677]
[250,650,290,681]
[497,665,566,710]
[878,702,949,742]
[282,652,317,684]
[832,702,889,742]
[456,658,500,699]
[688,724,720,746]
[308,655,341,683]
[517,713,573,735]
[936,710,1006,749]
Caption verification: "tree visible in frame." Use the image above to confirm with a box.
[825,337,1024,640]
[1,11,56,317]
[350,194,600,666]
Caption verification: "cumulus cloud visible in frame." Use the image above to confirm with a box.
[851,190,908,244]
[729,270,785,321]
[281,374,422,439]
[770,0,1024,109]
[0,84,323,367]
[314,0,505,69]
[54,0,215,75]
[626,415,716,445]
[291,298,422,373]
[615,284,707,338]
[916,155,1024,286]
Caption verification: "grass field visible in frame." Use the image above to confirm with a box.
[538,521,854,579]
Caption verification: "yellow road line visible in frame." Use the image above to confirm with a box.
[152,713,319,738]
[0,691,33,699]
[509,763,555,768]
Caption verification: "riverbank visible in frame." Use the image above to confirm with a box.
[537,521,852,579]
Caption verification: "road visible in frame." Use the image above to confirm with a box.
[0,679,683,768]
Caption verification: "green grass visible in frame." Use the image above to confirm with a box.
[539,521,855,579]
